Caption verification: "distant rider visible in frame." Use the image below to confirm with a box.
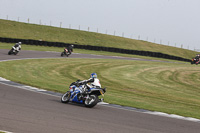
[12,42,22,51]
[195,54,200,64]
[65,45,74,55]
[77,73,101,94]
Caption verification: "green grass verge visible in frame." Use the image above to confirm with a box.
[0,58,200,119]
[0,19,198,59]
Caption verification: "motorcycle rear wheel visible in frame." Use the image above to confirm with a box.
[84,94,99,108]
[61,91,71,103]
[14,51,18,55]
[61,52,64,57]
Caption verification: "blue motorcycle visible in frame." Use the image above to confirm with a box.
[61,80,106,108]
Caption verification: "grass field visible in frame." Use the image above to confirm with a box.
[0,19,198,59]
[0,58,200,119]
[1,19,200,119]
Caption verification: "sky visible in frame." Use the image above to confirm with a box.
[0,0,200,51]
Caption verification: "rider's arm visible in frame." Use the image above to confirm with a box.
[86,78,94,83]
[78,78,94,85]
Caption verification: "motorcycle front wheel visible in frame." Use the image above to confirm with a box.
[61,52,65,57]
[8,50,12,55]
[84,94,99,108]
[61,91,71,103]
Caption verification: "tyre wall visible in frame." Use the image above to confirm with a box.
[0,37,191,62]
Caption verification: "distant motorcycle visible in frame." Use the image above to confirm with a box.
[8,47,20,55]
[61,80,106,108]
[61,48,71,57]
[191,58,199,65]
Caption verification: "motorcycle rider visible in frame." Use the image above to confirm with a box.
[195,54,200,64]
[64,45,74,55]
[77,73,101,94]
[12,42,22,52]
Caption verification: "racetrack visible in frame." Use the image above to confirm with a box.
[0,49,199,133]
[0,49,176,62]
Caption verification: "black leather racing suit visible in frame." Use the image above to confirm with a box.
[67,45,73,55]
[77,78,95,93]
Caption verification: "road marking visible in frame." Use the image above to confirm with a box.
[145,111,200,123]
[0,130,13,133]
[0,77,10,81]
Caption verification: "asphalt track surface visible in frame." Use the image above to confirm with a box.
[0,49,199,133]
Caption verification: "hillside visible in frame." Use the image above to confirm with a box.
[0,19,198,59]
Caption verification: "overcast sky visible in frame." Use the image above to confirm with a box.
[0,0,200,51]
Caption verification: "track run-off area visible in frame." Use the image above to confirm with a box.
[0,49,200,133]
